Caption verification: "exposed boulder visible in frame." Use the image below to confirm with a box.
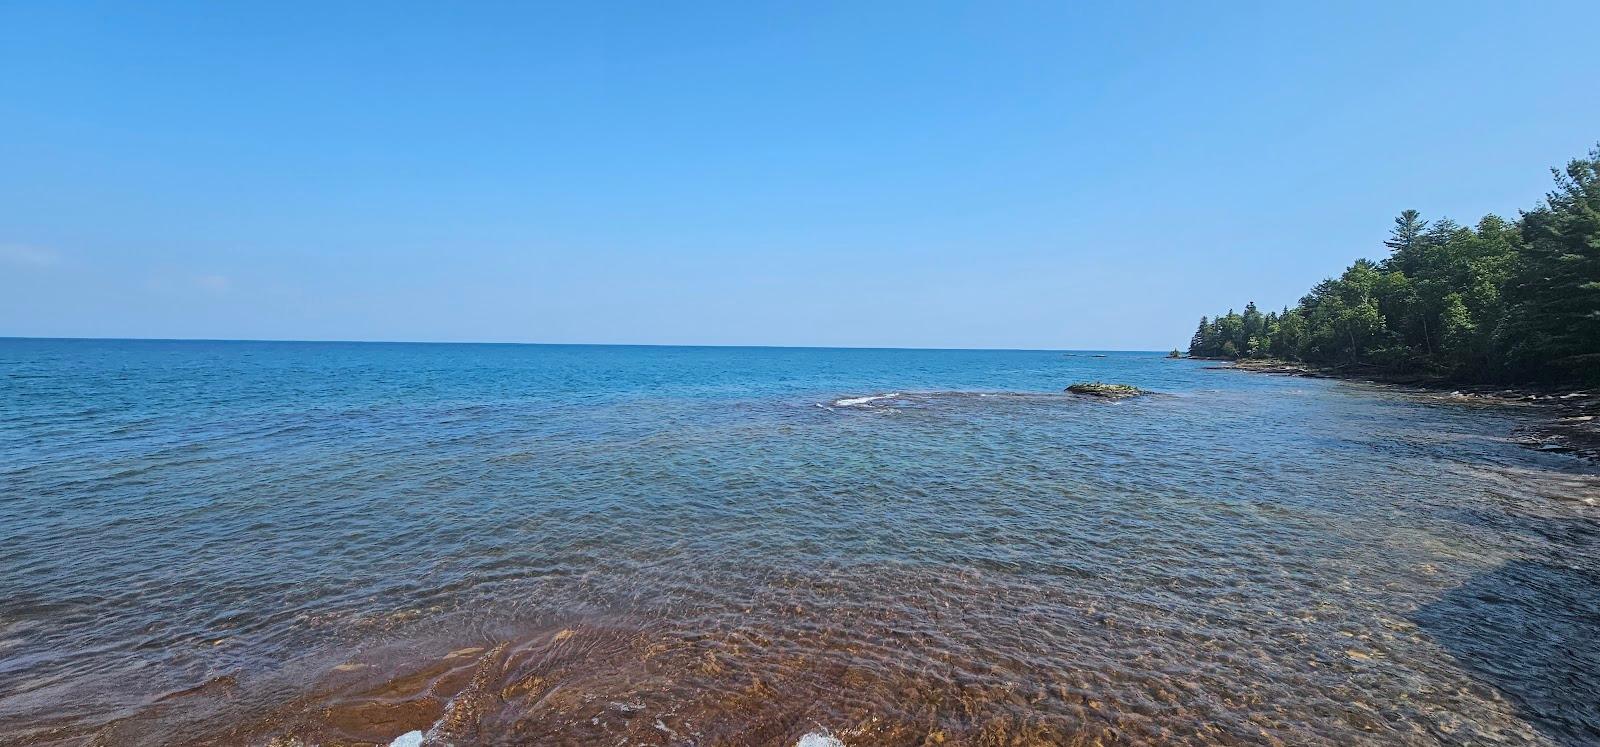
[1066,382,1145,399]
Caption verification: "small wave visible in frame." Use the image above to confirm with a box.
[832,392,900,408]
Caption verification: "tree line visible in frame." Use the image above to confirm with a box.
[1187,145,1600,383]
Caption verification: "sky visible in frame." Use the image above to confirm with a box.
[2,1,1597,350]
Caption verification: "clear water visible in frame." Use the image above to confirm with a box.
[1,339,1596,746]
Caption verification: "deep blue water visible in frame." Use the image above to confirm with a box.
[2,339,1596,746]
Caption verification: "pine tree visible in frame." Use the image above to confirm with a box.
[1498,145,1600,380]
[1189,317,1209,356]
[1384,209,1430,276]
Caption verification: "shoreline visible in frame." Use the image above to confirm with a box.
[1196,357,1600,464]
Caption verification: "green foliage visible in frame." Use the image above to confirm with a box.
[1497,150,1600,379]
[1186,145,1600,383]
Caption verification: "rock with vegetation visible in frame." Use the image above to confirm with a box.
[1066,382,1145,399]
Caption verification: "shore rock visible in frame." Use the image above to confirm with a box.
[1213,361,1600,464]
[1066,382,1145,399]
[1225,359,1328,377]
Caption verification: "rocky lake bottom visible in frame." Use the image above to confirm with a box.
[2,340,1596,746]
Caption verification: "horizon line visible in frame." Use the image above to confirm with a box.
[0,335,1170,354]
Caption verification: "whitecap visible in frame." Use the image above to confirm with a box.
[832,392,900,408]
[389,731,424,747]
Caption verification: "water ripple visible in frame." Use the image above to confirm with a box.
[0,341,1595,745]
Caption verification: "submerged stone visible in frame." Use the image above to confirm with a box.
[797,731,847,747]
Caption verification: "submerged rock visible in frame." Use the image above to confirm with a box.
[797,731,847,747]
[1065,382,1145,399]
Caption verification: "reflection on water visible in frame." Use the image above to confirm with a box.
[1,340,1597,745]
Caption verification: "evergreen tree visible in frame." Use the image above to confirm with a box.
[1189,316,1209,356]
[1182,145,1599,383]
[1384,209,1430,276]
[1240,302,1264,356]
[1497,146,1600,380]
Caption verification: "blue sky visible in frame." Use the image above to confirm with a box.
[2,1,1596,349]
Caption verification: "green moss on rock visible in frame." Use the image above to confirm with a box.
[1066,382,1146,399]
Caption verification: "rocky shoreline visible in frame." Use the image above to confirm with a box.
[1198,357,1600,464]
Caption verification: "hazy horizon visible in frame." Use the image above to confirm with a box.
[3,2,1597,349]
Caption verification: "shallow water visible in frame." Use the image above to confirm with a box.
[1,339,1596,746]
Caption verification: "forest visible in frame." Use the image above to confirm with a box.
[1188,145,1600,383]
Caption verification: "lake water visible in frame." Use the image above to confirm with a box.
[2,339,1596,746]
